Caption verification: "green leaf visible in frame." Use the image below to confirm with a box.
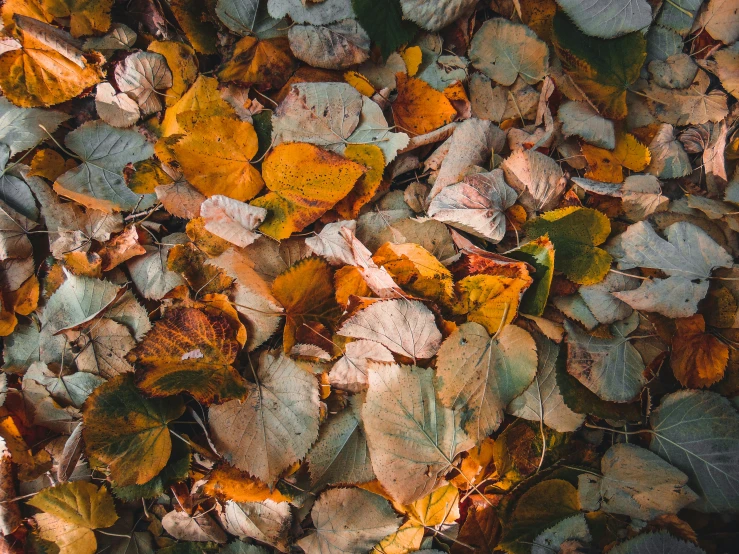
[83,373,185,487]
[525,207,612,285]
[552,12,647,119]
[54,121,155,212]
[352,0,418,59]
[0,97,69,156]
[508,237,555,316]
[28,481,118,529]
[650,390,739,513]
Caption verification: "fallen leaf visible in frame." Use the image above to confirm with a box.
[114,51,173,115]
[392,73,457,136]
[582,133,651,183]
[671,314,729,388]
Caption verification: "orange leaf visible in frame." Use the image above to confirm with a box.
[671,315,729,388]
[583,133,651,183]
[218,36,296,91]
[392,73,456,136]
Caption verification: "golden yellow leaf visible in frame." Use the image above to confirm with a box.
[0,300,17,337]
[29,149,76,182]
[167,242,234,295]
[272,257,340,354]
[405,483,460,527]
[334,144,386,219]
[671,315,729,389]
[44,0,113,37]
[334,265,373,307]
[583,133,651,183]
[8,275,39,316]
[186,217,231,257]
[161,75,236,136]
[453,273,533,334]
[218,36,296,91]
[373,521,423,554]
[200,293,248,347]
[0,16,103,107]
[171,116,264,201]
[392,73,456,136]
[148,41,199,107]
[0,0,50,29]
[203,465,291,503]
[401,46,422,77]
[373,242,453,303]
[253,143,365,240]
[62,252,102,278]
[344,70,375,96]
[34,513,96,554]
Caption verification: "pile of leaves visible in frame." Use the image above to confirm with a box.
[1,0,739,552]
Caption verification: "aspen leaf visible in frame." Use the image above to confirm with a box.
[254,142,365,239]
[83,374,185,486]
[172,117,264,202]
[128,308,247,404]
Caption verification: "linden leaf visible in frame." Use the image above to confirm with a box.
[220,499,292,550]
[218,36,296,91]
[428,169,517,242]
[650,390,739,512]
[114,51,173,115]
[435,322,538,441]
[200,195,267,248]
[525,207,612,285]
[501,149,566,213]
[53,121,155,212]
[565,313,647,403]
[271,256,340,354]
[298,488,400,554]
[373,242,453,303]
[128,308,246,404]
[28,481,118,529]
[578,443,698,520]
[253,142,364,239]
[0,16,103,108]
[582,133,650,183]
[671,315,729,388]
[610,532,706,554]
[556,0,652,39]
[470,18,549,86]
[161,75,237,136]
[453,272,533,334]
[288,21,371,70]
[83,374,185,486]
[557,100,615,149]
[363,363,473,503]
[95,82,140,128]
[399,0,476,32]
[209,350,320,485]
[338,299,442,359]
[0,97,70,156]
[171,117,264,202]
[392,73,457,136]
[552,11,646,119]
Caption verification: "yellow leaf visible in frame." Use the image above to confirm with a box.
[671,315,729,388]
[8,275,39,316]
[401,46,422,77]
[44,0,113,37]
[405,483,460,527]
[373,521,423,554]
[0,16,103,107]
[167,242,234,295]
[392,73,456,136]
[583,133,651,183]
[344,70,375,96]
[334,265,372,308]
[186,217,231,257]
[253,143,365,240]
[218,36,296,91]
[171,116,264,201]
[272,257,340,354]
[29,149,76,182]
[373,242,453,303]
[34,513,96,554]
[0,0,50,29]
[169,0,217,54]
[203,465,291,503]
[62,252,102,278]
[335,144,386,219]
[161,75,237,136]
[148,41,199,107]
[200,293,248,347]
[28,482,118,529]
[454,273,533,334]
